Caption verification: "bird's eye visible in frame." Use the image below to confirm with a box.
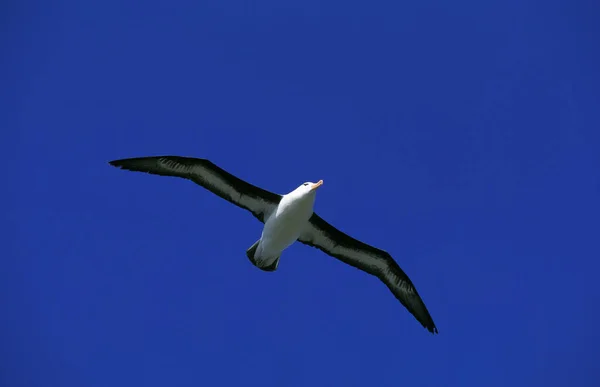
[303,183,309,186]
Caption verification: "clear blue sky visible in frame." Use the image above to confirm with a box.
[4,1,600,386]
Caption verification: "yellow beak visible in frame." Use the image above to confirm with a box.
[311,180,324,190]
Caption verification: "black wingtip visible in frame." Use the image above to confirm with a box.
[422,320,438,334]
[425,322,438,335]
[108,158,133,169]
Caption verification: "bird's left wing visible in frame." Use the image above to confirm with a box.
[109,156,281,223]
[298,212,438,334]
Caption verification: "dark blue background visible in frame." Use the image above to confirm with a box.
[4,1,599,386]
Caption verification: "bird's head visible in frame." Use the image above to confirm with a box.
[294,180,324,196]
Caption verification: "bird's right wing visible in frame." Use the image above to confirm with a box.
[298,212,438,334]
[109,156,282,223]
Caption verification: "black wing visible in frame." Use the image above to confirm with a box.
[298,213,438,334]
[109,156,281,222]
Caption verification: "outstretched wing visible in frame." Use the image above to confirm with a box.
[298,213,438,334]
[109,156,281,222]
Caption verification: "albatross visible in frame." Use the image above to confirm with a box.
[109,155,438,334]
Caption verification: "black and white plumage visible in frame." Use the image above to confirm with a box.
[109,155,438,334]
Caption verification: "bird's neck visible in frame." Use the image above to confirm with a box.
[277,192,315,218]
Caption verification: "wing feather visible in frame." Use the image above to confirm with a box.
[109,156,281,222]
[298,213,438,334]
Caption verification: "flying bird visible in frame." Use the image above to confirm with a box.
[109,156,438,334]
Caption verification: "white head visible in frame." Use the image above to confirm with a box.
[289,179,324,197]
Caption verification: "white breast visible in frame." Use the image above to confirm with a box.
[259,192,315,256]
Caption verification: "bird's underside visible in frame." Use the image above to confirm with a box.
[109,155,438,334]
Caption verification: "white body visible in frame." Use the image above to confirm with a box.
[254,183,318,266]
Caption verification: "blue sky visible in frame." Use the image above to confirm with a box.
[4,1,600,386]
